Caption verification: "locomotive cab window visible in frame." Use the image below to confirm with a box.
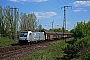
[29,33,31,35]
[20,32,28,37]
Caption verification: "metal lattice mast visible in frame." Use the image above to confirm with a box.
[10,7,18,40]
[51,20,54,31]
[61,6,72,41]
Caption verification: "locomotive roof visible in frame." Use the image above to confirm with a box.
[45,31,73,35]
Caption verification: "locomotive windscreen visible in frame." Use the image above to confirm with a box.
[20,32,28,37]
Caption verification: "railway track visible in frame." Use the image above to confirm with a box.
[0,40,59,60]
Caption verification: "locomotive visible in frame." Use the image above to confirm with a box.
[19,31,45,44]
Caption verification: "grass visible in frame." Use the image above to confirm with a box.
[0,37,18,47]
[22,40,68,60]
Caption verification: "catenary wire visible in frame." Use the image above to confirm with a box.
[45,1,60,9]
[57,0,63,6]
[62,0,67,5]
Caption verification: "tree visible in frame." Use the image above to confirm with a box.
[3,6,12,37]
[19,13,27,31]
[19,13,37,31]
[28,13,37,31]
[35,24,44,31]
[49,28,68,32]
[70,21,90,39]
[0,5,37,39]
[86,20,90,36]
[0,6,3,36]
[0,5,19,39]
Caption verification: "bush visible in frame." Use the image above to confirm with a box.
[66,38,77,45]
[0,37,18,47]
[62,44,80,60]
[83,51,90,60]
[62,36,90,60]
[75,36,90,49]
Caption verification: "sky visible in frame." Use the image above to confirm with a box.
[0,0,90,30]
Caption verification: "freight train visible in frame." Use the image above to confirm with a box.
[19,30,73,44]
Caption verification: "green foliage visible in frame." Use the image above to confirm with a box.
[75,36,90,49]
[70,21,90,39]
[0,5,38,39]
[0,37,18,47]
[66,38,77,45]
[69,20,90,59]
[76,39,88,49]
[0,5,19,39]
[63,44,80,59]
[83,51,90,60]
[62,38,80,60]
[22,50,55,60]
[20,13,37,31]
[63,36,90,60]
[74,36,90,60]
[35,24,45,31]
[49,28,68,32]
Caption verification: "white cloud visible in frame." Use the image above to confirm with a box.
[74,8,87,12]
[56,16,61,18]
[9,0,47,2]
[66,22,70,24]
[10,0,19,2]
[34,11,57,19]
[74,1,90,6]
[74,9,81,12]
[83,10,87,11]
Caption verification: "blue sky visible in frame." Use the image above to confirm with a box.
[0,0,90,30]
